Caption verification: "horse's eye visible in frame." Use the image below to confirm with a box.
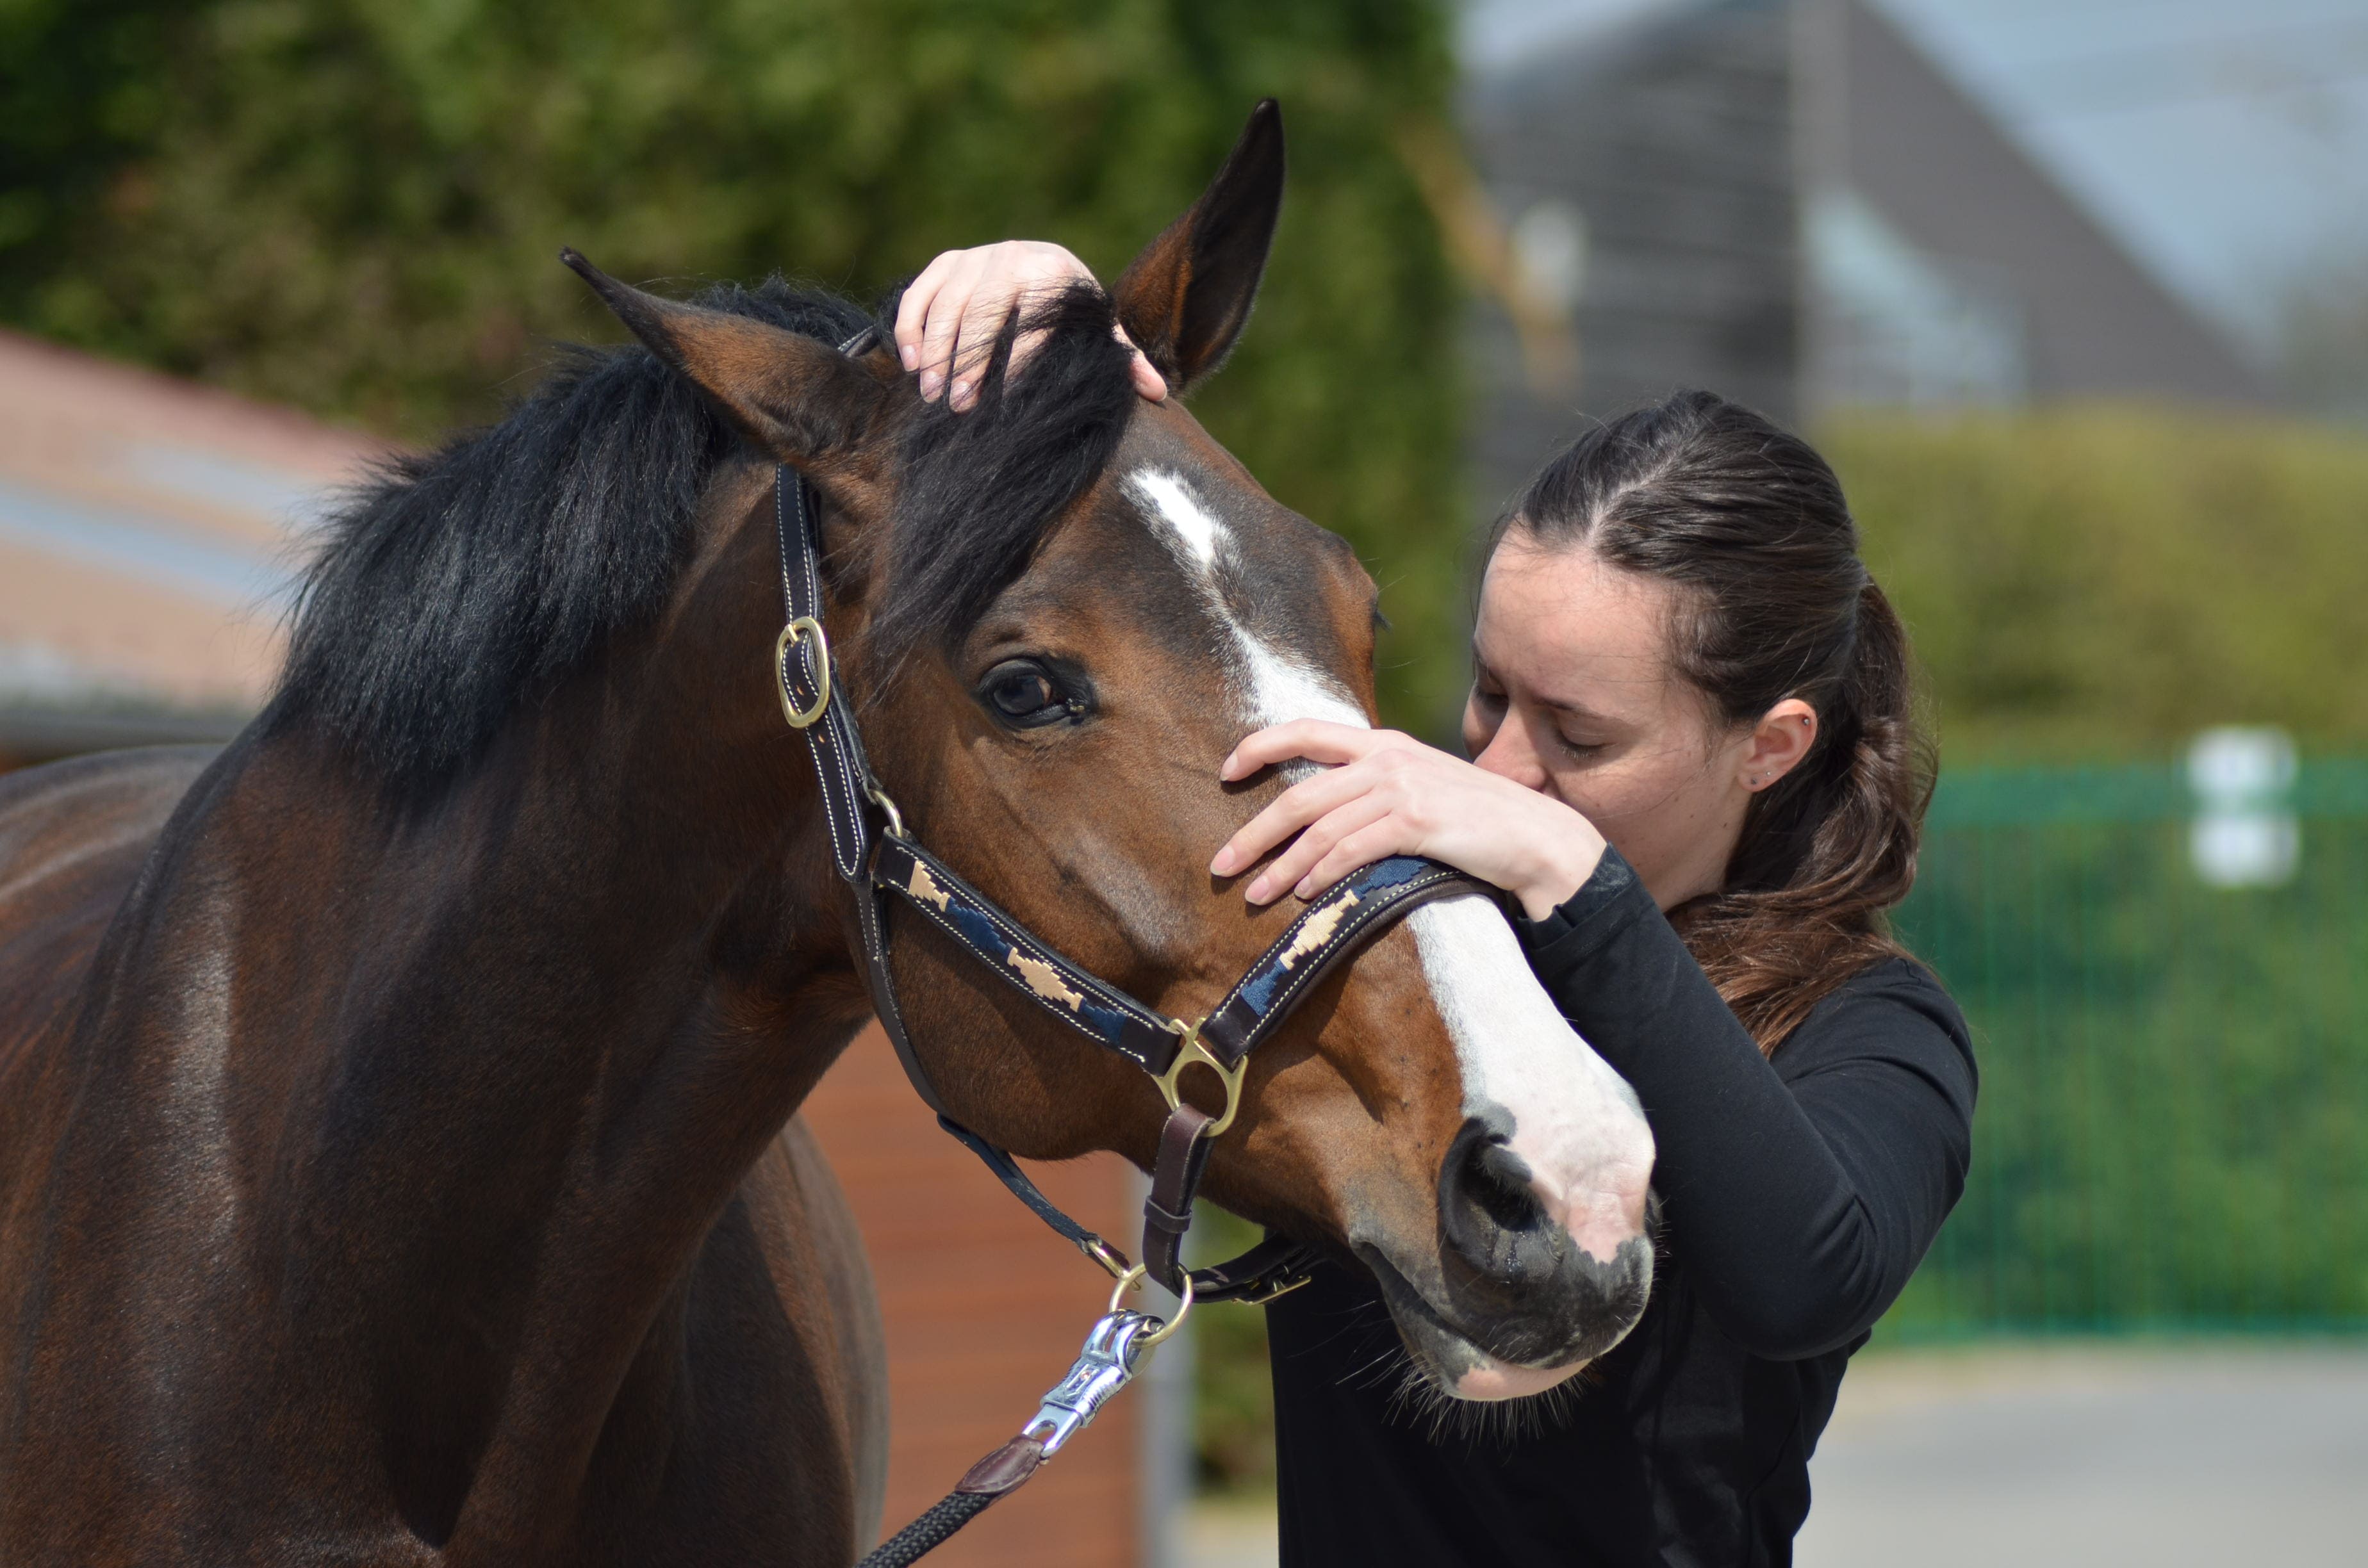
[979,660,1082,729]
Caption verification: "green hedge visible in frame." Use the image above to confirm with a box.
[0,0,1468,724]
[1825,406,2368,761]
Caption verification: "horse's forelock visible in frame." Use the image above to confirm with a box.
[864,282,1137,680]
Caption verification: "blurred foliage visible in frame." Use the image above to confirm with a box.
[0,0,1469,725]
[1185,1205,1280,1496]
[1823,405,2368,762]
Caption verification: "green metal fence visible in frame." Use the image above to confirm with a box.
[1884,757,2368,1336]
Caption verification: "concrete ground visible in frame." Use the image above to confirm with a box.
[1182,1344,2368,1567]
[1798,1343,2368,1567]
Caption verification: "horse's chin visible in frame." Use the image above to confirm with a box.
[1358,1246,1591,1403]
[1449,1356,1588,1401]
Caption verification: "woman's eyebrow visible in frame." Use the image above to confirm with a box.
[1536,693,1622,726]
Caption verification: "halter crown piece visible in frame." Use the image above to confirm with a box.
[770,455,1481,1565]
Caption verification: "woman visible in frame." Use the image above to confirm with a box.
[898,245,1977,1567]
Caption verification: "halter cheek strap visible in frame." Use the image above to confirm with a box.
[771,466,1481,1299]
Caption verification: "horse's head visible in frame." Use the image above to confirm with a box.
[570,104,1653,1398]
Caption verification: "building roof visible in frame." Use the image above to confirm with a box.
[1459,0,2280,429]
[0,331,387,760]
[1825,0,2280,407]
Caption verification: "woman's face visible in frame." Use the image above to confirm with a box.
[1463,534,1764,911]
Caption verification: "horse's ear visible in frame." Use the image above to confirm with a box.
[561,249,886,466]
[1113,101,1285,395]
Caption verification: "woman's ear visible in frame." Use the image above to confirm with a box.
[1739,699,1818,792]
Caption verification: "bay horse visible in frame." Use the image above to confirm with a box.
[0,105,1652,1565]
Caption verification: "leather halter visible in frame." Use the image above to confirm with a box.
[771,462,1481,1300]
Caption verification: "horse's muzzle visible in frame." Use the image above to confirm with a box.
[1360,1115,1656,1400]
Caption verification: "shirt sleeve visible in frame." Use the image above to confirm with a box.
[1514,847,1978,1360]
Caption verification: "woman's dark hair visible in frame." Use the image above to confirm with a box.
[1499,389,1936,1053]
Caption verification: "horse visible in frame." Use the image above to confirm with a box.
[0,104,1654,1565]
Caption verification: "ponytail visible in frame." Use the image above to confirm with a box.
[1673,582,1934,1052]
[1504,391,1936,1054]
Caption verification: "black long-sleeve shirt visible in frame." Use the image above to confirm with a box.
[1266,847,1978,1567]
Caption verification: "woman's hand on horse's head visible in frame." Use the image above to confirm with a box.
[1208,721,1609,924]
[895,241,1167,411]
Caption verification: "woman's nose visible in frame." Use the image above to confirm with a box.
[1473,712,1550,790]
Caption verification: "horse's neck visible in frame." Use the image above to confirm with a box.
[56,685,863,1533]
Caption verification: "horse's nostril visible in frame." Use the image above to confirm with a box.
[1465,1138,1547,1233]
[1439,1115,1555,1275]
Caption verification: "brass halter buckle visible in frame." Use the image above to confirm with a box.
[773,616,832,729]
[1157,1017,1244,1139]
[1230,1270,1311,1307]
[1076,1234,1132,1280]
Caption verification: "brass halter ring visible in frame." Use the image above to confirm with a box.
[774,616,831,729]
[1108,1262,1194,1347]
[1157,1017,1245,1139]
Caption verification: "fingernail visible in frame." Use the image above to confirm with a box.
[919,370,942,400]
[1211,847,1236,876]
[951,379,974,409]
[1245,876,1270,904]
[900,343,918,370]
[1219,752,1239,780]
[1293,878,1314,899]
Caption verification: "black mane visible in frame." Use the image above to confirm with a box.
[270,276,1134,790]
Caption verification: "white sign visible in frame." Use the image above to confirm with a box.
[2187,727,2299,889]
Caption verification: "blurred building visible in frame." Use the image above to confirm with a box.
[1462,0,2281,509]
[0,331,381,769]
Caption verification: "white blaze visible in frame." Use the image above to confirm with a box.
[1127,466,1655,1268]
[1128,470,1224,569]
[1407,895,1652,1264]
